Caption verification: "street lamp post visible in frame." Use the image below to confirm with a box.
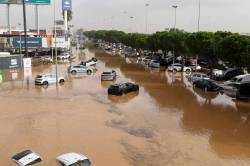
[53,0,58,86]
[130,16,134,33]
[198,0,201,32]
[172,5,178,67]
[172,5,178,31]
[196,0,201,72]
[145,3,150,33]
[22,0,28,57]
[18,23,22,55]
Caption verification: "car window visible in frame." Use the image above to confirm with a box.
[230,77,238,82]
[237,78,243,82]
[58,161,66,166]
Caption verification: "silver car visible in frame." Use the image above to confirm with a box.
[101,70,116,81]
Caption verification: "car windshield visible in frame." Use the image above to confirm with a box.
[230,77,242,82]
[103,72,111,74]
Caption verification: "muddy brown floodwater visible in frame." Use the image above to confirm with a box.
[0,47,250,166]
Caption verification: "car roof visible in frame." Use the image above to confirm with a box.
[234,74,250,79]
[12,150,42,166]
[56,152,88,165]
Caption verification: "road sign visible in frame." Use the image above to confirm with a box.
[62,0,72,11]
[11,37,42,48]
[0,0,50,4]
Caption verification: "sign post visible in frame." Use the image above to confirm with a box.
[0,70,3,84]
[62,0,72,44]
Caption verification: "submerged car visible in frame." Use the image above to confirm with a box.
[149,60,160,68]
[35,74,65,86]
[57,52,72,60]
[168,63,192,73]
[212,68,244,81]
[189,73,210,83]
[57,152,91,166]
[193,79,222,92]
[68,65,94,74]
[80,57,98,67]
[101,70,116,81]
[12,150,42,166]
[108,82,139,96]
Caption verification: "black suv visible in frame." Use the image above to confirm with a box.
[108,82,139,96]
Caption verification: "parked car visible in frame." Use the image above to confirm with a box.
[57,152,91,166]
[108,82,139,96]
[168,63,192,73]
[224,74,250,85]
[35,74,65,86]
[149,60,160,68]
[68,65,94,74]
[193,79,222,92]
[236,82,250,101]
[57,52,72,60]
[190,64,202,71]
[212,68,244,81]
[101,70,116,81]
[189,73,210,83]
[80,57,98,67]
[12,150,42,166]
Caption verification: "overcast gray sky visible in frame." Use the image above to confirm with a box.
[0,0,250,33]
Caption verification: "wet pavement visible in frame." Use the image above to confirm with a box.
[0,47,250,166]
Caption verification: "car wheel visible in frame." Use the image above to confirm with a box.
[71,70,77,75]
[173,69,177,73]
[43,81,48,86]
[87,70,92,75]
[186,69,191,74]
[59,79,65,84]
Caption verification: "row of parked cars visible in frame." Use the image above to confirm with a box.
[188,72,250,101]
[35,58,98,86]
[96,41,250,101]
[12,150,91,166]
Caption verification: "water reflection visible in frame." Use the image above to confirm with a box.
[108,92,139,104]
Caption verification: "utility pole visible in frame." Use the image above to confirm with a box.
[22,0,28,57]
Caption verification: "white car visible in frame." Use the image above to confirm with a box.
[12,150,42,166]
[80,58,98,67]
[189,73,210,83]
[57,152,91,166]
[35,74,65,86]
[168,63,192,73]
[57,52,72,60]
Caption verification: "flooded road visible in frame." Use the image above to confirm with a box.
[0,47,250,166]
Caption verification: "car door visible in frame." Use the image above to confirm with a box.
[80,66,87,73]
[50,75,57,83]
